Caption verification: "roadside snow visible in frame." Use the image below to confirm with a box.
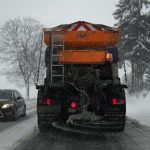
[25,99,36,110]
[0,109,36,150]
[0,99,37,150]
[126,93,150,126]
[119,68,150,127]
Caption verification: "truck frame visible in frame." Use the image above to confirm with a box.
[36,21,127,132]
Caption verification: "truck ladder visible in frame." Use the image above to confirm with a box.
[50,33,65,87]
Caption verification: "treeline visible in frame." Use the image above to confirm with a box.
[0,1,150,98]
[113,0,150,95]
[0,17,45,98]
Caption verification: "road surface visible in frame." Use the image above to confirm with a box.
[0,99,150,150]
[13,118,150,150]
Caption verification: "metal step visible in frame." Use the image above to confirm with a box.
[51,34,64,86]
[50,83,64,87]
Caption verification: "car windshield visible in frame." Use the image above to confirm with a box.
[0,90,13,99]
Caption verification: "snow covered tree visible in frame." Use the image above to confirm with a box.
[113,0,150,93]
[0,17,43,98]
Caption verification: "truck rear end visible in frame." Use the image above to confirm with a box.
[37,21,127,132]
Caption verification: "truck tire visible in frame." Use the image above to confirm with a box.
[38,124,48,133]
[38,115,52,132]
[37,88,49,132]
[38,124,46,133]
[113,116,126,132]
[118,124,125,132]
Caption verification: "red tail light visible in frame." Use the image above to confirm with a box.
[112,98,117,105]
[46,98,52,105]
[70,102,77,109]
[38,98,52,105]
[112,98,125,105]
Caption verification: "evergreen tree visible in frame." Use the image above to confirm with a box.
[113,0,150,93]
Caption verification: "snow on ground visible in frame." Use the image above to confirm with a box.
[126,93,150,126]
[119,68,150,126]
[0,111,36,150]
[0,99,37,150]
[25,99,36,110]
[0,93,150,150]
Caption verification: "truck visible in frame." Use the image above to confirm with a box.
[36,21,127,132]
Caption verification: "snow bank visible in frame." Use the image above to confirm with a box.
[126,93,150,126]
[0,115,36,150]
[119,67,150,126]
[0,99,36,150]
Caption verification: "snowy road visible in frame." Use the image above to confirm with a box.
[0,98,150,150]
[0,99,36,150]
[13,118,150,150]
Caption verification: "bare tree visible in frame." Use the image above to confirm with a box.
[0,17,43,99]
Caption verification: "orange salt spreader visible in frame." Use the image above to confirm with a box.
[43,21,120,64]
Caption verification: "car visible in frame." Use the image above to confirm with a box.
[0,89,26,121]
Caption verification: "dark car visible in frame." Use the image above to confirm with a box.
[0,89,26,121]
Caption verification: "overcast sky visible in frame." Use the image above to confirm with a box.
[0,0,119,98]
[0,0,119,27]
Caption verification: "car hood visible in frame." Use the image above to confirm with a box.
[0,99,12,105]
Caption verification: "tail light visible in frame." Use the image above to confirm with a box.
[47,98,52,105]
[112,98,125,105]
[112,98,117,105]
[38,98,52,105]
[70,102,77,109]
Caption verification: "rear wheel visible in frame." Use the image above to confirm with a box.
[37,88,49,132]
[117,116,125,131]
[38,124,47,133]
[112,116,125,132]
[117,124,125,132]
[38,115,52,132]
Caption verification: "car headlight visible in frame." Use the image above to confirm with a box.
[2,104,14,109]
